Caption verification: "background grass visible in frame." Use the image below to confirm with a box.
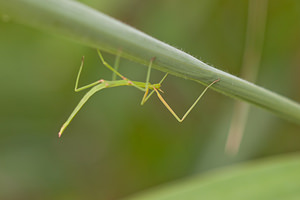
[0,0,300,199]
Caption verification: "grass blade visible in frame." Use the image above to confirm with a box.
[1,0,300,124]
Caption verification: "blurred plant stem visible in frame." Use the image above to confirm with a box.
[225,0,269,155]
[1,0,300,125]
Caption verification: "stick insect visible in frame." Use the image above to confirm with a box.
[58,50,219,137]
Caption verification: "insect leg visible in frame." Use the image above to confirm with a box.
[154,79,219,122]
[97,50,145,92]
[141,57,155,105]
[142,73,168,104]
[75,56,103,92]
[112,50,121,81]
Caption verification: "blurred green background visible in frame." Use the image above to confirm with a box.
[1,0,300,199]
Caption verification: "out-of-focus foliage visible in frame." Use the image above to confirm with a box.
[127,154,300,200]
[0,0,300,199]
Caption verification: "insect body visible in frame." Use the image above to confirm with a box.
[58,50,219,137]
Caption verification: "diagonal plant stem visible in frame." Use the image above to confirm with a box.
[0,0,300,124]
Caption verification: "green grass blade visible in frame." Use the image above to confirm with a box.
[1,0,300,124]
[126,154,300,200]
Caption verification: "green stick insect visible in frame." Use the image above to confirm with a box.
[58,50,219,137]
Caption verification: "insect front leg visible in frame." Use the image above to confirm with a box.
[141,57,156,105]
[154,79,220,122]
[142,72,168,104]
